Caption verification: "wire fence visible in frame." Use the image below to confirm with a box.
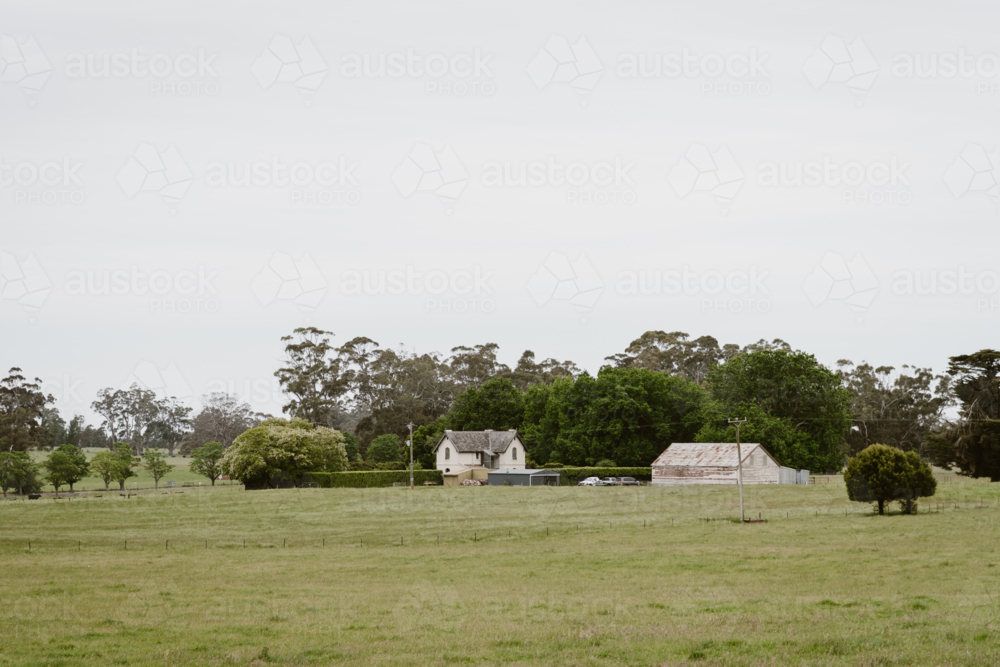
[3,496,998,554]
[810,472,976,485]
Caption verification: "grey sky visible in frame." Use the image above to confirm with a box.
[3,1,998,422]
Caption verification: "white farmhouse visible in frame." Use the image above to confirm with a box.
[434,429,527,476]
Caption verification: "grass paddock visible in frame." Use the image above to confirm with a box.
[1,481,999,665]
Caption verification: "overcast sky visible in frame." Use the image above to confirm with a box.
[3,1,998,422]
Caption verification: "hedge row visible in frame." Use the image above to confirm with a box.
[555,467,653,484]
[305,469,444,488]
[344,461,408,471]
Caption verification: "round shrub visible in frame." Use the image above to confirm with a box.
[845,444,937,515]
[222,418,348,489]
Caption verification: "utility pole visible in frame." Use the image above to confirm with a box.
[407,422,415,490]
[729,418,748,523]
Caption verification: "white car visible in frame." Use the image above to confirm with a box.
[578,477,601,486]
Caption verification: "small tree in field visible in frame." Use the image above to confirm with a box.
[142,449,174,490]
[845,444,937,515]
[1,450,42,496]
[110,442,139,491]
[190,441,225,485]
[89,451,117,491]
[42,444,89,492]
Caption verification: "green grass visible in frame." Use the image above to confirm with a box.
[1,481,999,665]
[28,449,233,492]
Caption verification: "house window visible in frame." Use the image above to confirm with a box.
[512,447,517,461]
[445,447,450,460]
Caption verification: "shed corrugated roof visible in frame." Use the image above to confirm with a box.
[651,442,767,467]
[442,430,519,453]
[487,468,559,475]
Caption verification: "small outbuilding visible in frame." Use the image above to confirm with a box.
[651,442,808,486]
[487,469,561,487]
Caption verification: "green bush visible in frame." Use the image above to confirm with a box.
[845,444,936,515]
[557,467,653,485]
[305,469,444,489]
[366,434,403,462]
[542,462,564,468]
[222,418,348,489]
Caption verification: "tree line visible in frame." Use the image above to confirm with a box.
[1,330,998,493]
[267,328,994,480]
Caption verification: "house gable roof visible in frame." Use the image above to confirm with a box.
[651,442,775,467]
[434,430,522,454]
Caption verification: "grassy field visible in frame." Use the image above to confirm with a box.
[1,480,999,666]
